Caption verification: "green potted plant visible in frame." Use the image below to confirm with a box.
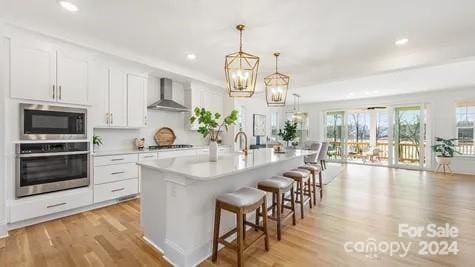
[190,107,238,161]
[278,121,298,147]
[431,137,461,166]
[92,135,103,151]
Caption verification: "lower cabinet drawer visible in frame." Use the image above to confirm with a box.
[9,189,93,223]
[94,163,138,185]
[94,179,138,203]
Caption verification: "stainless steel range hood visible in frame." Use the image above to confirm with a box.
[147,78,190,112]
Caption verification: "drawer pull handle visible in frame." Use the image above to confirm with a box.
[47,202,66,208]
[143,156,154,158]
[111,188,125,193]
[111,158,124,161]
[111,171,125,175]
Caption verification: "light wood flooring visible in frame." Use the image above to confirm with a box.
[1,164,474,266]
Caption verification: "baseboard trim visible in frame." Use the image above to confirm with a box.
[142,236,175,266]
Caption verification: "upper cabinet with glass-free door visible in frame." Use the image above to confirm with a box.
[10,38,90,105]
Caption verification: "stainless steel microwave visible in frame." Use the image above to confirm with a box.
[20,104,87,140]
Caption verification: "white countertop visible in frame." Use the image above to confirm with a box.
[137,148,315,180]
[92,145,231,156]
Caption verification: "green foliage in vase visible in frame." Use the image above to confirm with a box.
[278,120,298,145]
[189,107,239,141]
[93,135,103,146]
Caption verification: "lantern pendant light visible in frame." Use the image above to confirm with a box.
[265,52,290,106]
[225,24,260,97]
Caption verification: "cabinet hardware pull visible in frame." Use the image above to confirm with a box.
[111,188,125,192]
[59,85,62,100]
[144,115,147,125]
[106,113,109,124]
[52,85,56,99]
[143,155,154,158]
[47,202,66,208]
[111,113,114,124]
[111,171,125,175]
[111,158,124,161]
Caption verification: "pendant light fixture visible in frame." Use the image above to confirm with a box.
[264,52,289,106]
[225,24,259,97]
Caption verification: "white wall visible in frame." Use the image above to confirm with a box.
[299,87,475,175]
[0,20,7,237]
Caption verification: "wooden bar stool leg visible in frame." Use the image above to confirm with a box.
[299,180,304,219]
[290,187,296,225]
[312,172,317,205]
[319,172,323,199]
[276,192,282,241]
[307,178,313,209]
[212,203,221,262]
[281,193,285,213]
[272,193,276,217]
[242,213,246,240]
[254,207,259,231]
[236,211,244,267]
[262,197,269,251]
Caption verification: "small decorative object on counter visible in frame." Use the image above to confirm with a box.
[273,143,285,153]
[190,107,238,162]
[135,138,145,150]
[93,135,103,150]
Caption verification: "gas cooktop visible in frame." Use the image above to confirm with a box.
[148,144,193,150]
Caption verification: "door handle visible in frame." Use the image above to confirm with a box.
[59,85,62,100]
[52,85,56,99]
[111,188,125,193]
[47,202,66,208]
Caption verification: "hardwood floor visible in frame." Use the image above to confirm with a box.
[1,164,474,266]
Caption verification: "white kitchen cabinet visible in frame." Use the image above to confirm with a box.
[10,39,89,105]
[109,68,128,127]
[89,63,147,128]
[56,51,89,105]
[127,74,148,128]
[10,40,56,102]
[187,83,224,130]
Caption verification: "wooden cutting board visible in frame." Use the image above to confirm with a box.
[154,127,176,145]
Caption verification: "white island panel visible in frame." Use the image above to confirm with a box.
[138,148,315,267]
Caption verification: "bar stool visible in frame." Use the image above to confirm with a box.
[298,164,323,203]
[256,176,296,240]
[212,187,269,267]
[283,169,313,219]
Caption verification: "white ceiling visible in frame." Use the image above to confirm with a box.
[2,0,475,100]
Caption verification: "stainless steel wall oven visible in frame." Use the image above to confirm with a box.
[16,142,90,198]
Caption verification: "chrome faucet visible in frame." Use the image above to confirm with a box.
[234,130,248,156]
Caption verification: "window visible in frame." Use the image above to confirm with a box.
[325,111,344,159]
[456,102,475,155]
[270,111,279,140]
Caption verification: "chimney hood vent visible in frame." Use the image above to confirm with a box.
[147,78,190,112]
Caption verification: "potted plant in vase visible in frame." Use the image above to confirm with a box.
[278,121,297,147]
[431,137,461,168]
[190,107,238,162]
[92,135,103,151]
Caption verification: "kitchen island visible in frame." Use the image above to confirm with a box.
[138,148,314,266]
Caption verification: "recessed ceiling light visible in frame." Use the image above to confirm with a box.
[187,53,196,60]
[59,1,79,12]
[395,38,409,46]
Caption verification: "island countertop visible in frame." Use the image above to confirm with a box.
[137,148,315,181]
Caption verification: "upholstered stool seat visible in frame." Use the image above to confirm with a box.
[212,187,269,267]
[298,164,324,202]
[217,187,266,207]
[283,169,313,219]
[257,176,294,189]
[257,176,296,240]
